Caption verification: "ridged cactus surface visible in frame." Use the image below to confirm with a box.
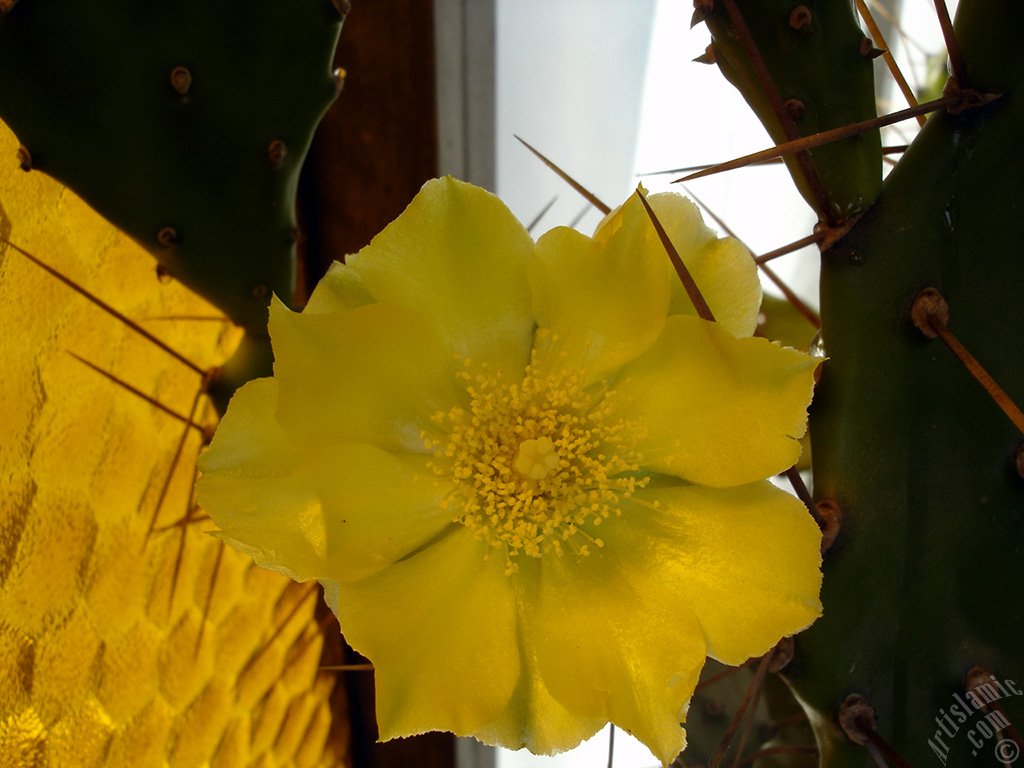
[0,119,347,768]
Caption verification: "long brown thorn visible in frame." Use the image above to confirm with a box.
[841,695,916,768]
[515,136,612,215]
[862,727,916,768]
[2,236,205,375]
[635,188,715,322]
[68,351,204,431]
[913,289,1024,435]
[144,378,207,545]
[755,232,824,265]
[695,658,756,693]
[680,186,822,329]
[759,263,821,329]
[729,663,770,768]
[736,746,818,767]
[708,650,774,768]
[784,466,825,529]
[643,146,908,178]
[932,0,967,88]
[718,0,831,218]
[855,0,926,127]
[928,320,1024,434]
[675,96,956,185]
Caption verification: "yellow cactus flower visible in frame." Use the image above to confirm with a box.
[196,177,823,766]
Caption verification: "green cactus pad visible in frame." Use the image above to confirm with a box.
[701,0,881,223]
[790,5,1024,765]
[0,0,344,337]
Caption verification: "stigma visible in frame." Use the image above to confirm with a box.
[515,437,560,480]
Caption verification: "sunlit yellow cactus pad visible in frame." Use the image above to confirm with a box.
[0,119,346,768]
[197,177,823,766]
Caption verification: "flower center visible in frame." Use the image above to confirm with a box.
[515,437,560,480]
[426,359,646,571]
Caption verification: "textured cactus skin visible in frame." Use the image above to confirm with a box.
[702,0,881,222]
[795,66,1024,768]
[0,0,344,410]
[0,119,348,767]
[703,1,1024,766]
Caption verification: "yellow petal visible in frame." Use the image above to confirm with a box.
[529,224,669,384]
[595,192,761,338]
[326,530,521,740]
[474,657,606,757]
[269,298,463,452]
[197,379,455,583]
[615,481,823,665]
[196,377,298,478]
[346,176,535,374]
[305,444,454,583]
[473,569,606,755]
[302,261,375,314]
[195,379,316,583]
[611,315,819,487]
[527,548,706,766]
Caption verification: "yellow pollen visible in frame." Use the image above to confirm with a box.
[426,358,646,572]
[515,437,560,480]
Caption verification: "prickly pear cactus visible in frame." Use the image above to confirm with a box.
[0,120,347,767]
[695,0,1024,766]
[697,0,881,222]
[0,0,346,410]
[0,2,351,766]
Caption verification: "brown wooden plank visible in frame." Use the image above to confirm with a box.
[297,0,440,299]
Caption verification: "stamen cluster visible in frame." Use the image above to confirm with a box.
[425,359,646,571]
